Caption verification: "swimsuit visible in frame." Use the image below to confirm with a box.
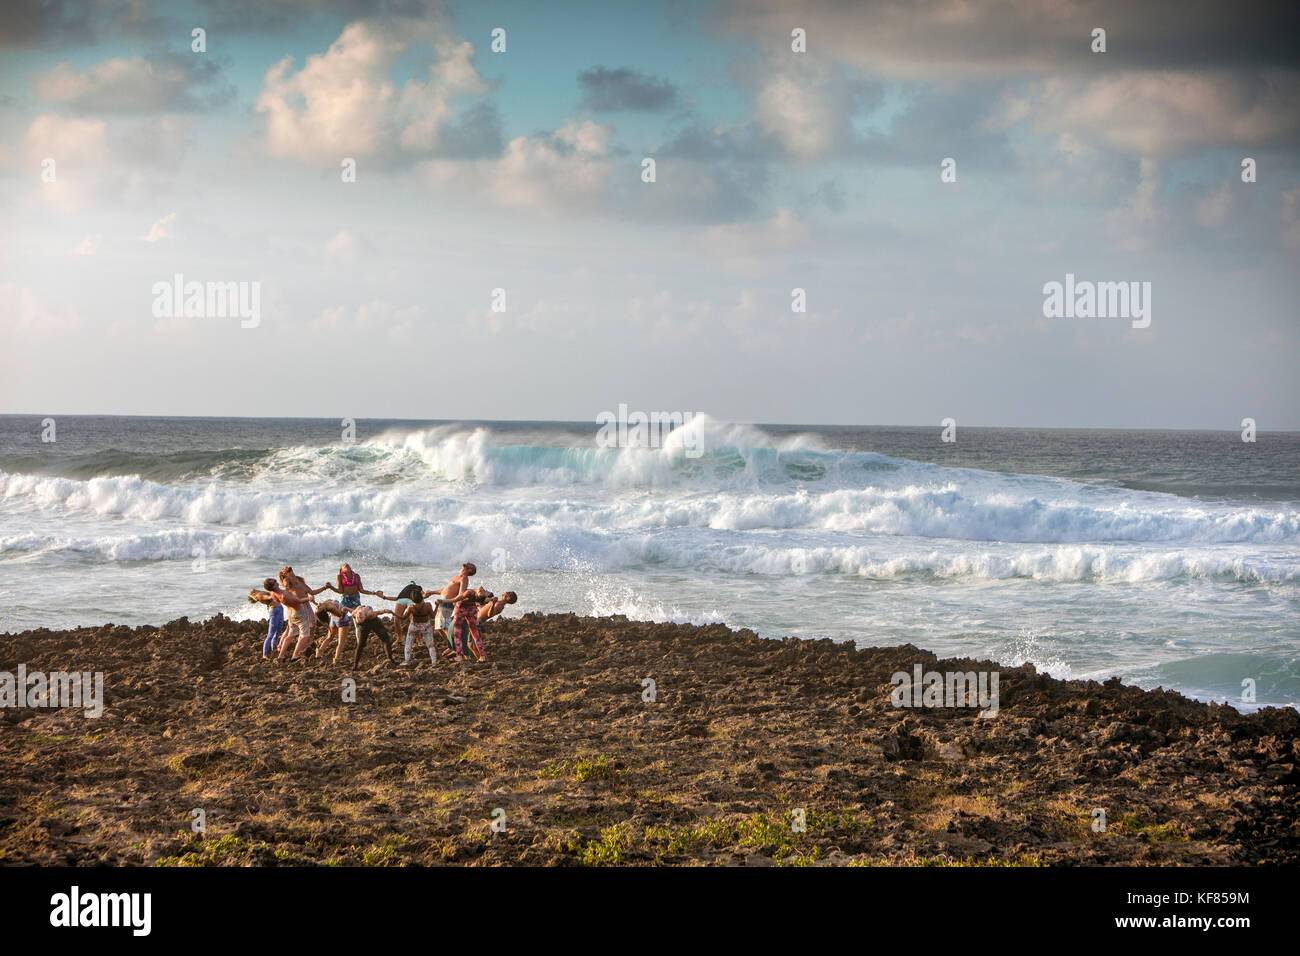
[336,592,361,626]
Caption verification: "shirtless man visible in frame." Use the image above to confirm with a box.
[433,562,476,655]
[249,570,317,662]
[477,590,517,624]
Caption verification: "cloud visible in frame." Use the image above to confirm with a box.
[0,282,83,334]
[140,212,176,242]
[1194,182,1234,228]
[491,119,611,209]
[16,114,105,206]
[313,299,423,339]
[578,67,678,112]
[325,229,368,258]
[623,286,837,353]
[1281,187,1300,253]
[255,18,490,166]
[433,100,504,159]
[719,0,1300,167]
[21,113,107,162]
[1006,69,1300,159]
[0,0,446,48]
[423,119,612,213]
[11,111,192,204]
[33,54,231,112]
[0,0,109,49]
[717,0,1300,78]
[747,56,880,164]
[702,206,811,255]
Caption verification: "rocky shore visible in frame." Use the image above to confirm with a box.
[1,613,1296,865]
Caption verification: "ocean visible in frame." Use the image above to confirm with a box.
[2,415,1297,710]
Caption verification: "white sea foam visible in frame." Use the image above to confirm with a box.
[3,420,1298,708]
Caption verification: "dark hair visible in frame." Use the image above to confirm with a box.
[463,563,476,574]
[503,592,517,603]
[396,582,424,602]
[263,578,278,591]
[315,608,332,627]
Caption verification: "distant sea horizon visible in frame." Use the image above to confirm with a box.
[6,412,1299,432]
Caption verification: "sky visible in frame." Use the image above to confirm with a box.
[1,0,1297,428]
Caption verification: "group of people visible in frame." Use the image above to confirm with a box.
[248,561,518,668]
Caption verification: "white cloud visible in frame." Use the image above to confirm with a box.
[754,62,843,163]
[255,19,486,166]
[489,120,611,209]
[325,230,366,258]
[1010,70,1300,159]
[422,119,613,213]
[702,207,811,254]
[0,283,84,335]
[313,300,423,339]
[72,235,102,255]
[21,114,107,164]
[35,57,203,112]
[1106,158,1162,253]
[140,212,176,242]
[15,115,107,208]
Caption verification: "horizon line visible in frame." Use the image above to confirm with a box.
[1,413,1295,434]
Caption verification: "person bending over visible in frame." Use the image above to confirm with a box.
[433,562,476,655]
[313,599,395,665]
[251,572,317,662]
[374,583,440,666]
[248,578,288,660]
[448,586,495,662]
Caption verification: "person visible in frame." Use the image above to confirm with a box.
[273,566,329,661]
[250,570,317,662]
[477,590,517,624]
[313,600,396,665]
[317,563,370,661]
[433,562,476,655]
[447,586,492,662]
[374,583,440,666]
[248,578,287,660]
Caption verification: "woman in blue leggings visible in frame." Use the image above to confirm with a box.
[250,578,288,659]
